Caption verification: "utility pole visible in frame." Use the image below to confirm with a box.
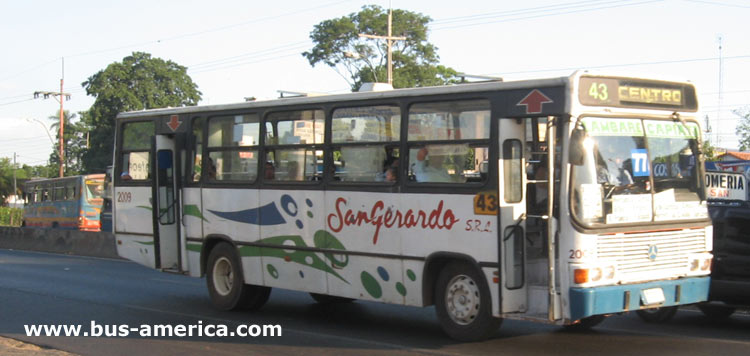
[716,35,723,147]
[34,58,70,177]
[358,8,406,85]
[13,152,17,205]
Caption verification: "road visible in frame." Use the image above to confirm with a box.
[1,249,749,356]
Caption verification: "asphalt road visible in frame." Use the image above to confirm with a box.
[1,249,749,356]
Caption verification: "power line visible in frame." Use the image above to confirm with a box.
[484,54,750,77]
[433,0,631,26]
[433,0,663,30]
[0,98,34,107]
[0,0,357,82]
[683,0,750,9]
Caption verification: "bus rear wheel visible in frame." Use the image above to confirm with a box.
[635,306,678,323]
[206,242,270,311]
[434,261,501,341]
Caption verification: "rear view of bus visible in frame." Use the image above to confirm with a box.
[22,174,105,232]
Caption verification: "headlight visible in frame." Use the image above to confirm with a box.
[572,263,617,285]
[687,253,713,275]
[590,267,603,282]
[690,259,700,271]
[604,266,616,279]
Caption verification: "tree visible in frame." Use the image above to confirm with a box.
[303,5,459,91]
[47,110,89,176]
[0,158,16,203]
[736,107,750,151]
[80,52,202,172]
[702,139,718,161]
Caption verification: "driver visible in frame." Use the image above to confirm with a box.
[596,146,633,186]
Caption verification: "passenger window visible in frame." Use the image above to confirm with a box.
[331,105,400,183]
[120,121,154,181]
[503,140,523,203]
[191,117,204,183]
[265,110,325,182]
[206,114,260,182]
[407,100,490,184]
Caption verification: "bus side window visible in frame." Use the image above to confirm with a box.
[191,117,205,183]
[207,114,259,182]
[330,105,400,183]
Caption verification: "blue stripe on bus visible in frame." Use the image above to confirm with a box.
[569,277,710,321]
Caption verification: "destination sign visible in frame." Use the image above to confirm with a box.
[578,76,698,111]
[705,171,747,201]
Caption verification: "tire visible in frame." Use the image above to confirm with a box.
[698,304,735,319]
[206,242,270,311]
[563,315,606,331]
[309,293,355,304]
[434,261,502,341]
[241,285,272,311]
[635,306,678,323]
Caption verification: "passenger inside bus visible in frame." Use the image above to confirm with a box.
[207,158,217,180]
[385,166,398,182]
[264,162,275,180]
[596,151,633,186]
[414,147,451,182]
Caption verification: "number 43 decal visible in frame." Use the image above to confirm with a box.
[474,192,498,215]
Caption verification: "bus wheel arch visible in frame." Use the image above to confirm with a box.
[200,235,235,277]
[422,252,482,306]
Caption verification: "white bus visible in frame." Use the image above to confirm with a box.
[112,71,712,340]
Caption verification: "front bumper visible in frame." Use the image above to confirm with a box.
[569,276,710,321]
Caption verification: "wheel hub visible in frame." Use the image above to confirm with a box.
[212,256,234,297]
[445,274,480,325]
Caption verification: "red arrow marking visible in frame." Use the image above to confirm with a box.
[167,115,182,132]
[517,89,553,114]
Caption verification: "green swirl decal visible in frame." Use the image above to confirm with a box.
[238,231,349,283]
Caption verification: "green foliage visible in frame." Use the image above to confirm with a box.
[0,157,17,203]
[0,207,23,227]
[736,107,750,151]
[303,5,459,90]
[702,139,718,161]
[0,157,52,207]
[80,52,202,172]
[47,110,89,176]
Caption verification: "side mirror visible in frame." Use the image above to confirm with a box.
[568,126,587,166]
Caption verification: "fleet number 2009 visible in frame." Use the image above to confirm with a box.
[568,249,588,259]
[117,192,132,203]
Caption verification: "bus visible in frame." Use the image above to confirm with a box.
[23,174,106,231]
[112,71,712,340]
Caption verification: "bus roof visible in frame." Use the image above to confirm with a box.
[116,75,570,120]
[116,71,698,120]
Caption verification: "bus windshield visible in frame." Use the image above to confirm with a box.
[84,179,104,205]
[571,117,708,227]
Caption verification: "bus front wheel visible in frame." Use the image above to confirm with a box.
[434,261,501,341]
[698,304,735,319]
[206,242,270,311]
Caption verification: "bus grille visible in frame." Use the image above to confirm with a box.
[596,228,706,282]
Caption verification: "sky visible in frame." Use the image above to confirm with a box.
[1,0,749,166]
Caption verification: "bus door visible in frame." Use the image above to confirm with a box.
[153,135,182,271]
[498,118,528,313]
